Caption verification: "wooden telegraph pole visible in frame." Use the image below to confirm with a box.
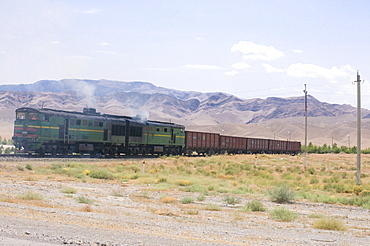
[303,84,308,169]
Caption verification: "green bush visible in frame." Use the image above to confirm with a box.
[224,195,241,205]
[243,200,266,212]
[60,186,77,194]
[181,196,195,204]
[89,169,114,179]
[268,184,296,203]
[269,207,297,221]
[77,196,94,204]
[17,191,43,200]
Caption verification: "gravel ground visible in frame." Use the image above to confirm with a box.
[0,159,370,245]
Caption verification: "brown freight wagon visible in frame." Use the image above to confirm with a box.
[246,138,269,154]
[220,135,247,154]
[268,139,288,154]
[286,141,301,155]
[185,131,220,155]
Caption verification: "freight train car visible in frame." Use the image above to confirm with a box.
[13,107,185,156]
[185,131,220,155]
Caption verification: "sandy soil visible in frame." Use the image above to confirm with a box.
[0,158,369,246]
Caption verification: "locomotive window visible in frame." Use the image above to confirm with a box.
[28,113,38,120]
[99,122,103,127]
[164,128,168,132]
[94,121,98,127]
[112,125,125,136]
[130,126,142,137]
[70,119,75,125]
[76,119,81,125]
[82,120,87,126]
[157,128,160,132]
[88,121,93,127]
[41,115,49,121]
[17,112,26,119]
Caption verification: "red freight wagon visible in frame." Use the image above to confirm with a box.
[185,131,220,155]
[220,135,247,154]
[246,138,269,153]
[269,139,287,153]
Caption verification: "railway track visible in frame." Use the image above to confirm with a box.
[0,153,163,160]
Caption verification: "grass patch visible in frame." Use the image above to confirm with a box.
[160,196,177,203]
[242,200,266,212]
[313,217,347,231]
[181,196,195,204]
[204,203,222,211]
[77,196,94,204]
[60,186,77,194]
[269,207,297,221]
[224,195,241,205]
[17,191,43,200]
[89,169,114,180]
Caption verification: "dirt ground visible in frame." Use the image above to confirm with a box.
[0,157,369,246]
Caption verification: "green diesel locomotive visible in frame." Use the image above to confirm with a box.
[13,107,185,156]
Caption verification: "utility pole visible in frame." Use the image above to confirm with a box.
[303,84,308,169]
[353,71,363,185]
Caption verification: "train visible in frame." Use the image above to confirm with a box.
[12,107,301,156]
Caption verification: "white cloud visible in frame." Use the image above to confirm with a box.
[262,63,284,73]
[293,49,303,53]
[82,9,99,14]
[100,42,110,46]
[287,63,356,81]
[183,64,220,70]
[225,70,239,76]
[231,41,284,61]
[232,62,250,70]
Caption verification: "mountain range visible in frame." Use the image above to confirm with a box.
[1,79,370,147]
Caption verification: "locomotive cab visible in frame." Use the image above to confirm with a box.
[13,108,43,152]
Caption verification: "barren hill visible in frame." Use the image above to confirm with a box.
[1,79,369,147]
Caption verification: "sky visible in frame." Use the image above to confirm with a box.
[1,0,370,108]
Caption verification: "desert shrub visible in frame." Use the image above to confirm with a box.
[80,205,93,212]
[313,217,347,231]
[77,196,94,204]
[89,169,114,180]
[204,203,222,211]
[269,207,297,222]
[308,213,324,218]
[181,196,195,204]
[50,163,62,170]
[16,165,24,171]
[224,195,241,205]
[17,191,43,200]
[25,164,33,170]
[160,196,177,203]
[197,195,205,201]
[60,186,77,194]
[185,209,199,215]
[268,184,296,203]
[243,200,266,212]
[307,167,315,175]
